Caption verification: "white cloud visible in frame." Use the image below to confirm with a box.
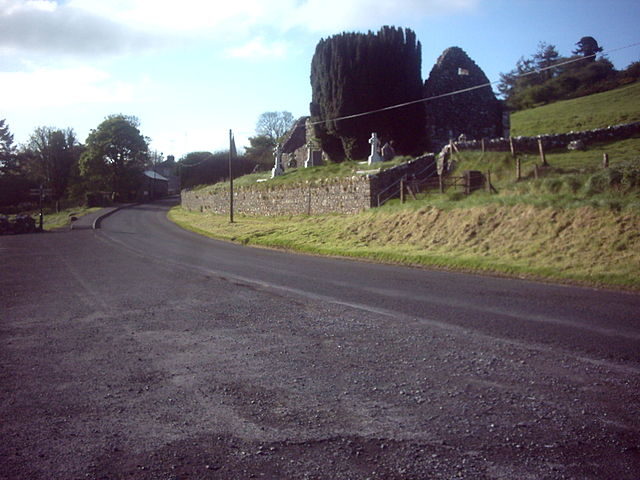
[0,0,481,59]
[0,66,135,109]
[225,37,288,60]
[0,0,164,57]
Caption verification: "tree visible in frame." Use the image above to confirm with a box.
[498,42,564,109]
[573,36,603,62]
[80,115,149,201]
[244,134,276,171]
[532,42,560,82]
[24,127,80,210]
[256,111,295,141]
[310,26,426,161]
[178,151,256,189]
[0,119,15,170]
[0,119,33,207]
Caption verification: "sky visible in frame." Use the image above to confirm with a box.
[1,0,639,160]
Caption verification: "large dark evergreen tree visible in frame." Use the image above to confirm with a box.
[310,26,426,161]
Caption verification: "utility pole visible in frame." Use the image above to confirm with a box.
[229,129,234,223]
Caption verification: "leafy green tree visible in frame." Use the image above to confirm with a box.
[310,26,426,161]
[244,134,276,171]
[256,112,295,142]
[80,115,149,200]
[24,127,80,210]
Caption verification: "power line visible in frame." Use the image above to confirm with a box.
[308,40,640,127]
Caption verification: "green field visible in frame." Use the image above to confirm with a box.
[510,82,640,136]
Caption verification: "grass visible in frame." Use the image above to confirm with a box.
[192,156,412,194]
[39,206,101,230]
[169,202,640,290]
[169,89,640,291]
[434,138,640,211]
[511,82,640,136]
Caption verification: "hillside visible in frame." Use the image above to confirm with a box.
[510,81,640,136]
[172,87,640,291]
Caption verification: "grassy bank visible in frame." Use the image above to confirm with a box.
[42,206,101,230]
[170,139,640,290]
[169,203,640,290]
[170,88,640,291]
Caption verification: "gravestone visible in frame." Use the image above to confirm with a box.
[271,143,284,178]
[368,132,383,165]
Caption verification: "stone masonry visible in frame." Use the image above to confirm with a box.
[182,176,372,216]
[181,155,437,216]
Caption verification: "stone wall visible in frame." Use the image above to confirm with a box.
[181,154,437,216]
[182,176,372,216]
[453,121,640,153]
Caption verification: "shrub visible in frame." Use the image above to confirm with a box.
[585,169,623,194]
[620,160,640,190]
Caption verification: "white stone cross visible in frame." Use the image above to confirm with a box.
[271,143,284,178]
[305,140,313,168]
[368,132,383,165]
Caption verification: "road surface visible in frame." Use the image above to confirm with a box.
[1,198,639,479]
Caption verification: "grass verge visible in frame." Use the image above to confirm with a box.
[168,204,640,291]
[41,206,101,230]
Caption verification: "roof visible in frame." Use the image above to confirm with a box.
[143,170,169,181]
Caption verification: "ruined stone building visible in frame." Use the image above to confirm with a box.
[424,47,506,150]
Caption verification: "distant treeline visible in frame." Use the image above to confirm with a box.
[178,151,256,190]
[498,38,640,111]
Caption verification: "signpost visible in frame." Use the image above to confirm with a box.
[29,185,52,231]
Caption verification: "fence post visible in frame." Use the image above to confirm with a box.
[481,138,485,153]
[537,138,548,166]
[486,171,491,193]
[509,137,515,158]
[516,156,522,182]
[400,176,405,204]
[603,153,609,169]
[534,164,539,180]
[439,173,444,193]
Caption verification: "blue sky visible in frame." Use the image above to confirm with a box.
[1,0,639,159]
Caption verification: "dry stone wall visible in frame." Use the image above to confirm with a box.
[181,154,437,216]
[454,121,640,153]
[181,176,372,216]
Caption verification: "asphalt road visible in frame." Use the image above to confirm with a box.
[1,198,639,479]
